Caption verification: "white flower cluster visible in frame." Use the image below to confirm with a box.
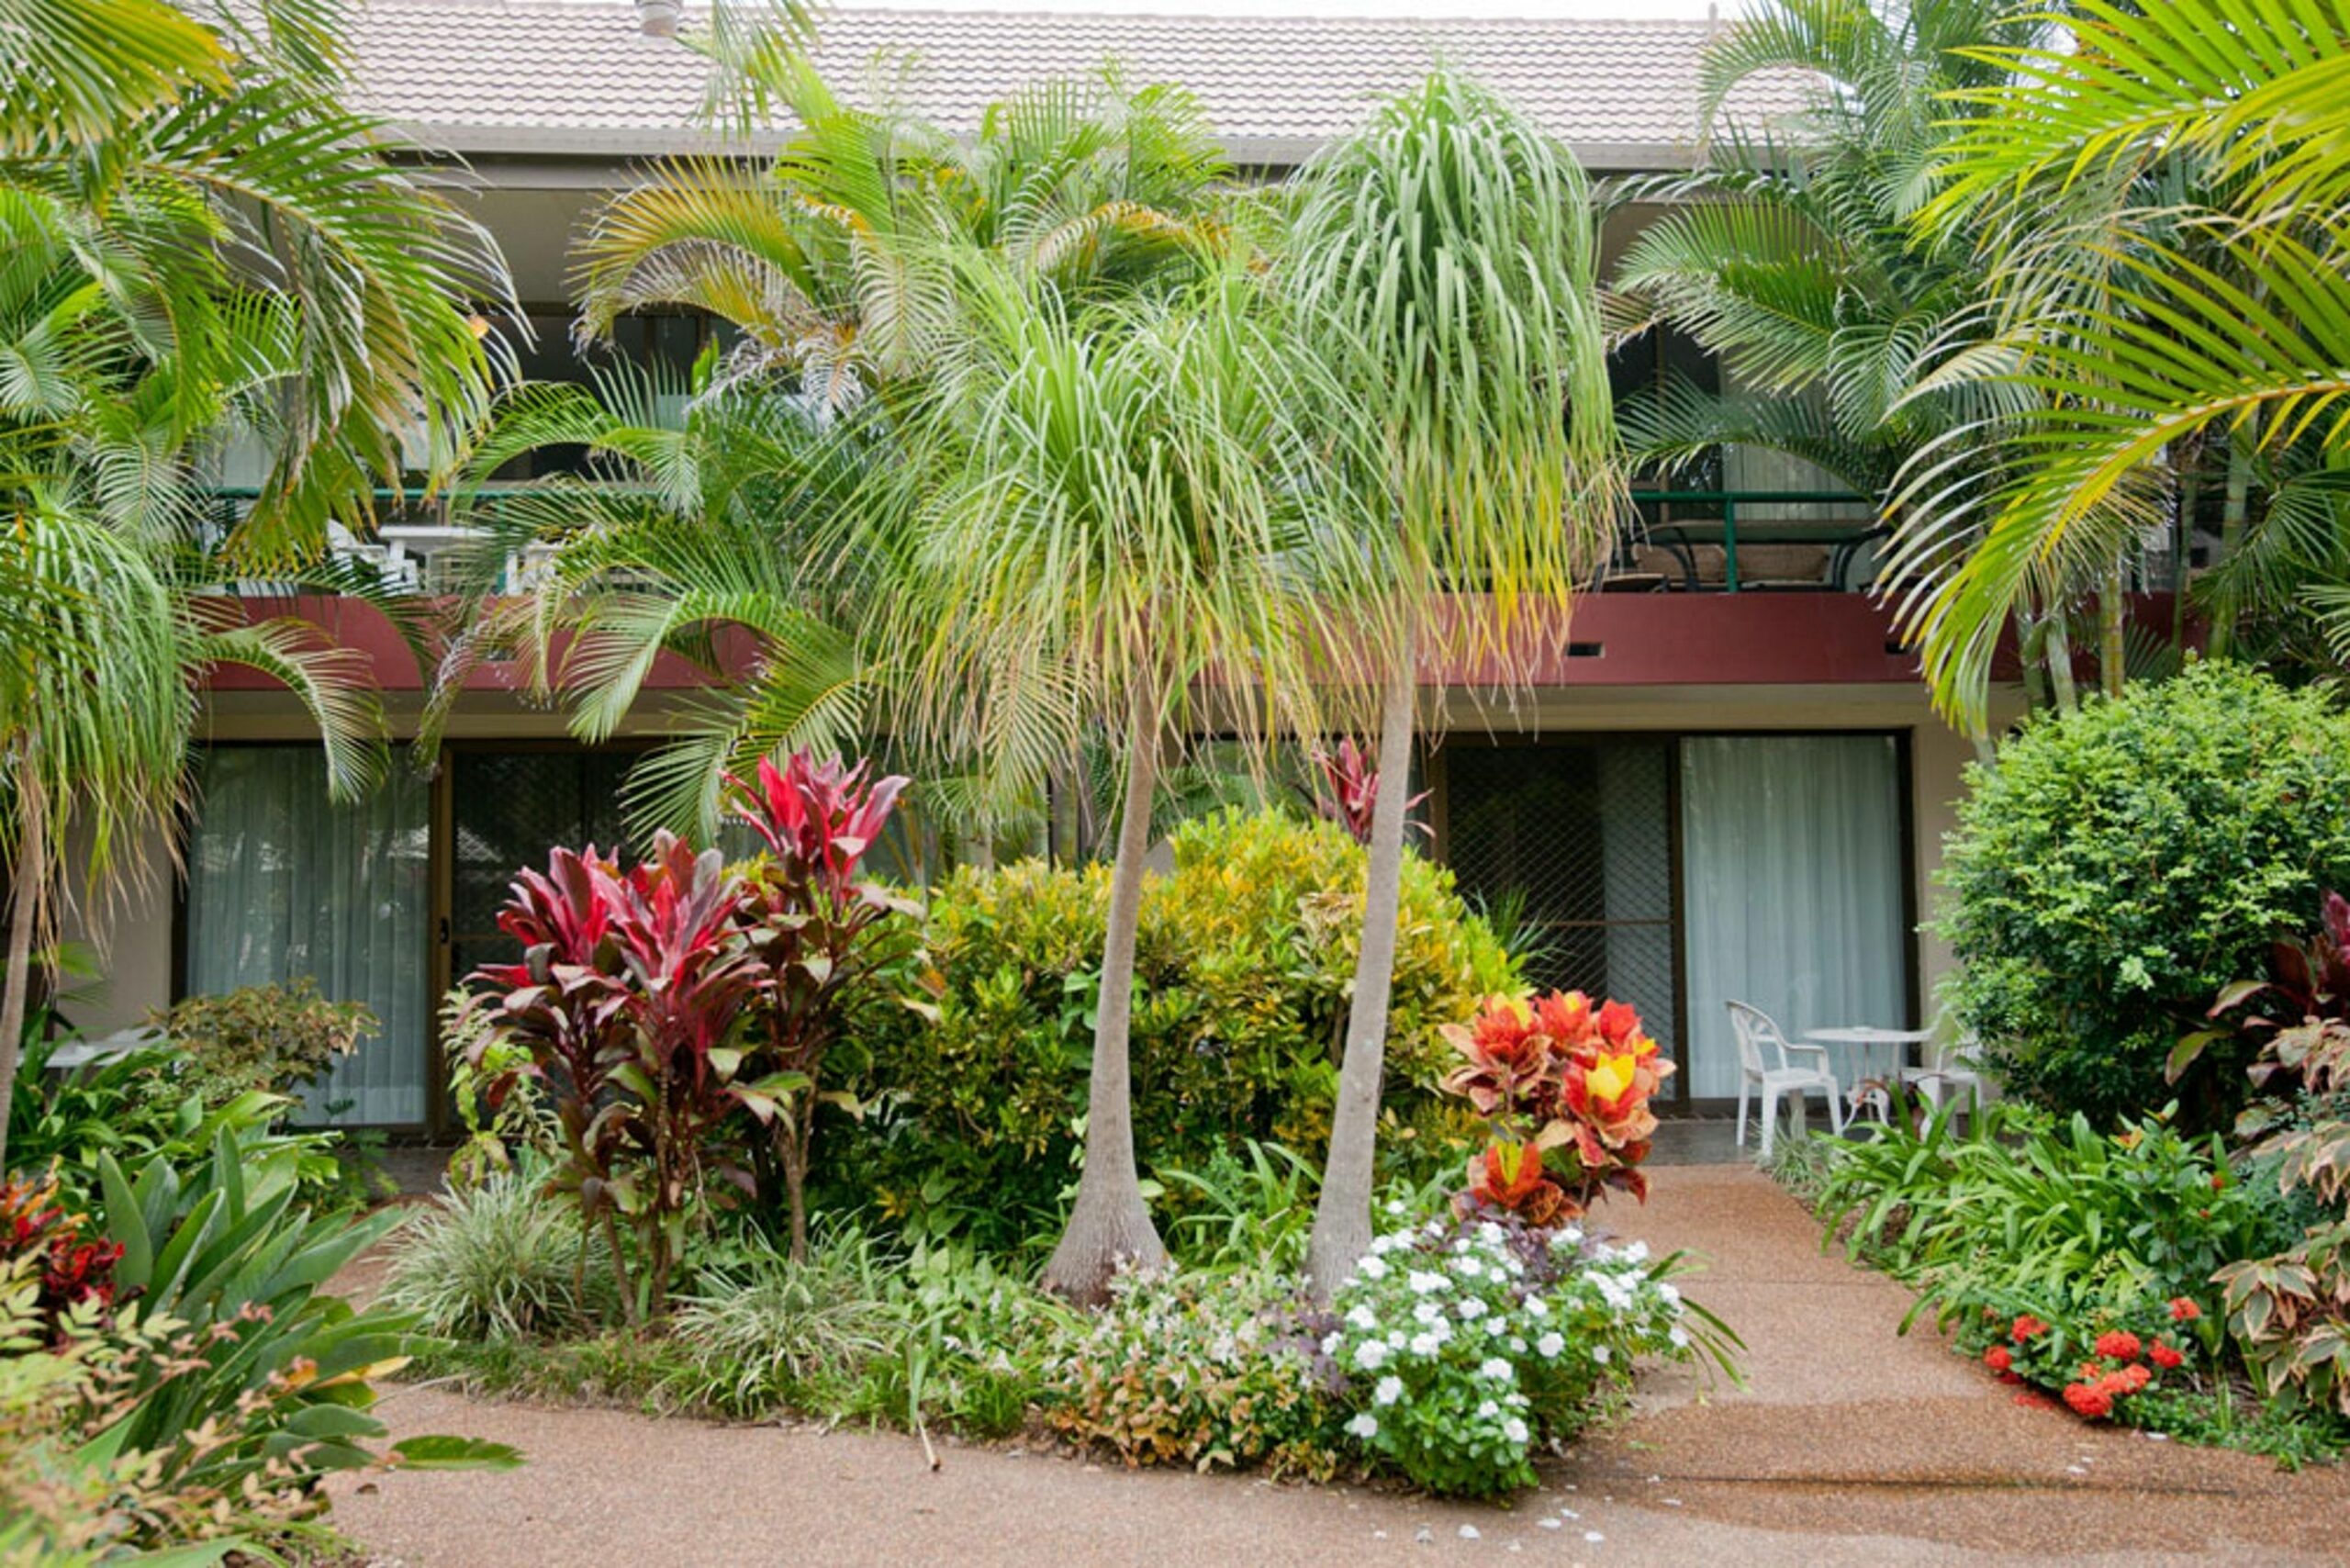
[1326,1215,1696,1491]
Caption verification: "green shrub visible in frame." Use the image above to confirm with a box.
[1940,663,2350,1129]
[836,810,1516,1251]
[149,978,375,1109]
[385,1163,615,1340]
[1040,1264,1344,1477]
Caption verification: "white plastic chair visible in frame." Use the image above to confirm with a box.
[1902,1031,1990,1117]
[1728,1000,1845,1157]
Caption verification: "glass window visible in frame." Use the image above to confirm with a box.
[182,748,431,1126]
[1678,735,1908,1100]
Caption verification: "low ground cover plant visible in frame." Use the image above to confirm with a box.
[1788,1092,2346,1462]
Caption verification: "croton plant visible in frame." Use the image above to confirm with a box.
[1442,990,1673,1224]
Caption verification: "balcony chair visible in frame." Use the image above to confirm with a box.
[1728,999,1845,1158]
[1900,1026,1990,1119]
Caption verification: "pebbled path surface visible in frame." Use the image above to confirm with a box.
[327,1164,2350,1566]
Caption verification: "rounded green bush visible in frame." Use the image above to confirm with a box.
[829,809,1517,1252]
[1940,662,2350,1130]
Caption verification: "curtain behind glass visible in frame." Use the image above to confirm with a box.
[1679,735,1907,1099]
[184,748,431,1126]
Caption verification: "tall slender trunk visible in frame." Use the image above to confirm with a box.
[1305,648,1416,1302]
[2209,427,2256,659]
[2099,561,2126,700]
[1040,684,1169,1305]
[2171,455,2200,653]
[2018,610,2050,714]
[0,778,43,1171]
[2043,611,2079,716]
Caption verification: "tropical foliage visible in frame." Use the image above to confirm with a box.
[1937,664,2350,1129]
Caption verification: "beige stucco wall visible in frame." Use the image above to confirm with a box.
[66,680,2017,1048]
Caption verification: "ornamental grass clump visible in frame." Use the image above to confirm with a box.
[1325,1209,1707,1497]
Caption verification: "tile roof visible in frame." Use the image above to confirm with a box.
[352,2,1803,165]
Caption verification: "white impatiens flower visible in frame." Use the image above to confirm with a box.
[1525,1296,1550,1318]
[1409,1332,1443,1357]
[1358,1255,1389,1281]
[1508,1336,1528,1353]
[1386,1199,1408,1216]
[1479,1357,1515,1381]
[1476,1398,1500,1419]
[1386,1329,1406,1349]
[1356,1339,1391,1371]
[1413,1300,1445,1326]
[1453,1256,1485,1279]
[1374,1375,1404,1406]
[1321,1332,1342,1357]
[1407,1271,1449,1296]
[1658,1282,1682,1306]
[1537,1331,1565,1359]
[1503,1417,1530,1444]
[1623,1240,1651,1263]
[1457,1297,1487,1321]
[1477,1220,1505,1244]
[1670,1326,1690,1350]
[1347,1304,1378,1330]
[1347,1412,1379,1439]
[1594,1345,1612,1365]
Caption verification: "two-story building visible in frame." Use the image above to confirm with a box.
[71,1,2016,1133]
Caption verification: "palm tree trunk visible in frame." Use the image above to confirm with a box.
[2043,611,2079,716]
[2171,454,2200,652]
[2018,610,2050,714]
[0,779,46,1171]
[2209,427,2256,659]
[2099,561,2126,700]
[1041,685,1169,1305]
[1305,649,1416,1302]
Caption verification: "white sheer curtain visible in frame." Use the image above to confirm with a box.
[183,748,431,1126]
[1679,735,1908,1099]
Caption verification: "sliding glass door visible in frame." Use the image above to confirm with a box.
[1677,734,1908,1099]
[183,747,431,1126]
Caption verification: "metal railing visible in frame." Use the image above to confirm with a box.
[1625,488,1882,593]
[204,484,1890,597]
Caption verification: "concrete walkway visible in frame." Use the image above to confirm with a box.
[328,1165,2350,1565]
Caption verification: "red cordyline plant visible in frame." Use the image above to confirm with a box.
[1442,990,1674,1225]
[725,753,923,1262]
[1307,738,1428,846]
[463,834,773,1320]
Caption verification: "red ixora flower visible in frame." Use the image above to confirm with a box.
[2092,1329,2143,1362]
[2168,1296,2202,1323]
[2149,1340,2185,1371]
[2064,1382,2114,1419]
[2010,1315,2051,1343]
[1983,1346,2014,1373]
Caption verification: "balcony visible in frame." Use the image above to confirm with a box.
[1613,490,1883,594]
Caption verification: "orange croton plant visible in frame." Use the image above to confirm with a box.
[1442,990,1673,1220]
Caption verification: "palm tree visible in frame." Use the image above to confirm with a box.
[452,65,1235,842]
[1608,0,2089,719]
[1288,72,1620,1295]
[0,0,509,1160]
[1882,0,2350,725]
[889,252,1346,1303]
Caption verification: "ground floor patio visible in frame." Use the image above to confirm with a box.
[327,1164,2344,1565]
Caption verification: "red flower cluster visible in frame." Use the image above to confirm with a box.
[2009,1315,2050,1343]
[2091,1329,2143,1361]
[1982,1345,2013,1373]
[2149,1340,2186,1370]
[1442,991,1675,1221]
[2168,1296,2202,1323]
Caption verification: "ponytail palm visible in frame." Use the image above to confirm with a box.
[1288,71,1619,1294]
[892,255,1345,1302]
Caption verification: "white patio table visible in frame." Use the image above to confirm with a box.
[1804,1025,1934,1123]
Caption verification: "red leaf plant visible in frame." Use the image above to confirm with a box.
[462,835,768,1321]
[725,753,923,1261]
[1441,990,1675,1225]
[1306,738,1430,846]
[1,1173,128,1339]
